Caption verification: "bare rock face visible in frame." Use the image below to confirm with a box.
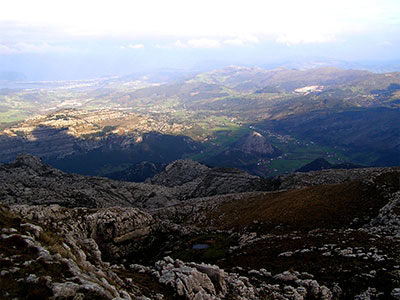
[1,205,134,300]
[87,207,156,260]
[0,126,79,163]
[1,201,347,300]
[11,204,157,261]
[278,167,399,190]
[365,191,400,237]
[146,159,210,187]
[156,258,217,299]
[148,159,280,199]
[0,155,279,209]
[182,167,278,198]
[153,257,253,300]
[189,263,227,295]
[136,257,338,300]
[0,154,178,209]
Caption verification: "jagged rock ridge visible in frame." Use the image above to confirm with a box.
[0,155,279,209]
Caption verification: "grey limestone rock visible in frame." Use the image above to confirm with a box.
[146,159,210,187]
[0,155,278,209]
[392,288,400,300]
[0,154,177,209]
[365,191,400,237]
[278,167,398,190]
[87,206,156,259]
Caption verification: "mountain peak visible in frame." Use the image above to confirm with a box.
[235,131,275,155]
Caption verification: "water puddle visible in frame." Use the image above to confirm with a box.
[192,243,210,250]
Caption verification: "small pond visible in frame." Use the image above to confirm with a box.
[192,243,210,250]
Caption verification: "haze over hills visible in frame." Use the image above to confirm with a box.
[0,66,399,178]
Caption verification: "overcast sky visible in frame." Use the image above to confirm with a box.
[1,0,400,80]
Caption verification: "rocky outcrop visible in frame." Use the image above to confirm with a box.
[4,198,400,299]
[147,159,280,199]
[182,167,279,198]
[87,207,156,260]
[364,191,400,237]
[10,204,157,261]
[0,155,279,209]
[131,257,340,300]
[278,167,399,190]
[0,205,136,300]
[146,159,210,187]
[1,155,400,299]
[0,154,178,209]
[1,154,397,211]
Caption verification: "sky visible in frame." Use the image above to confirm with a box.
[1,0,400,80]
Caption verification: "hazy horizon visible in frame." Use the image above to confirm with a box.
[1,0,400,80]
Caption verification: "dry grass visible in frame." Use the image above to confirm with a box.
[38,231,70,258]
[207,172,399,232]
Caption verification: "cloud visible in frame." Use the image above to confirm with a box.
[1,0,400,68]
[0,44,14,54]
[170,36,260,49]
[276,33,337,45]
[127,44,145,49]
[378,41,392,46]
[173,38,222,49]
[187,38,221,48]
[0,42,73,54]
[120,44,145,49]
[1,0,399,50]
[172,40,188,48]
[223,35,259,46]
